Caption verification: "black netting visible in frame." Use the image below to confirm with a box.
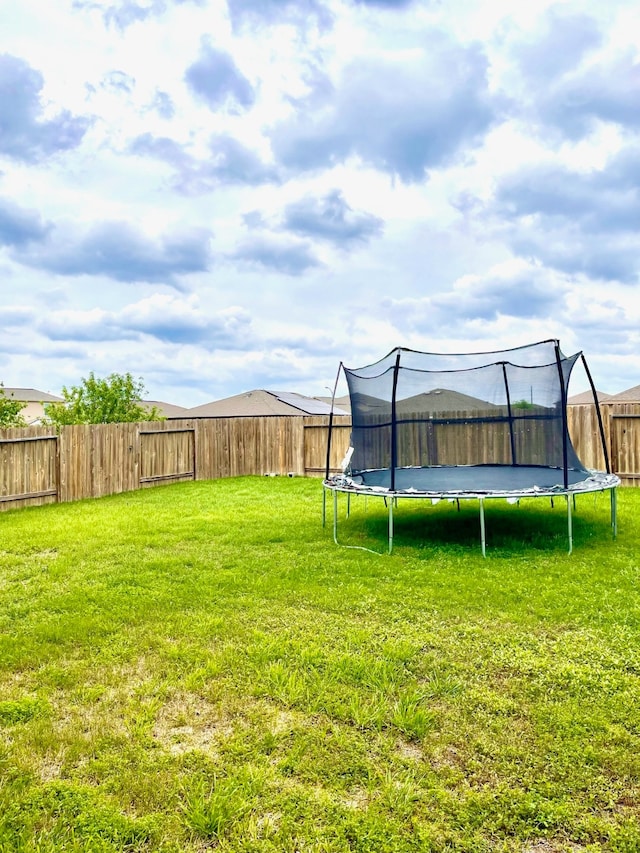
[337,340,592,491]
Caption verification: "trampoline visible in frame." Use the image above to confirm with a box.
[323,340,620,555]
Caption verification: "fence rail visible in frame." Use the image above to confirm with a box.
[1,405,638,512]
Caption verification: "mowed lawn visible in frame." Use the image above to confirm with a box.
[0,476,638,852]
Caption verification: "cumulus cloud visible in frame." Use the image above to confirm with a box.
[0,54,90,162]
[129,132,280,190]
[270,36,498,182]
[178,134,279,190]
[100,70,136,94]
[73,0,204,31]
[73,0,162,29]
[185,40,254,111]
[490,148,640,283]
[129,133,190,168]
[42,296,251,348]
[282,190,383,246]
[385,261,565,332]
[120,296,251,346]
[15,221,212,287]
[433,265,562,321]
[537,52,640,139]
[0,198,51,246]
[0,306,34,328]
[226,0,332,30]
[508,11,639,140]
[150,90,175,119]
[231,236,321,275]
[513,9,603,83]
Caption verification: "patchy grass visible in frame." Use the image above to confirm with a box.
[0,476,638,852]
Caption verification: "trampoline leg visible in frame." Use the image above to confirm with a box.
[347,492,351,519]
[567,495,573,555]
[479,498,486,558]
[333,489,339,546]
[322,486,326,528]
[388,499,394,555]
[611,488,618,539]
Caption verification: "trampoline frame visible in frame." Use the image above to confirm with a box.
[322,471,619,556]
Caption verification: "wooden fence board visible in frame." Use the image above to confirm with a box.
[0,428,58,510]
[140,425,195,486]
[303,415,351,476]
[567,404,607,472]
[59,424,91,502]
[610,412,640,486]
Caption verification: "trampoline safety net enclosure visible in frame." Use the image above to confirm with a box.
[323,339,620,555]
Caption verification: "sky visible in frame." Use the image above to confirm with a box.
[2,0,640,407]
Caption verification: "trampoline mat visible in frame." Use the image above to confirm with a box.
[347,465,610,496]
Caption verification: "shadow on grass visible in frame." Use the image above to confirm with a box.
[329,493,615,556]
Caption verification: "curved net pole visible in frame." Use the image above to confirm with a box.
[501,362,517,465]
[580,353,612,474]
[324,362,343,481]
[390,351,402,493]
[554,341,569,490]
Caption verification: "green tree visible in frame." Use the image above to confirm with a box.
[0,384,28,428]
[43,373,163,425]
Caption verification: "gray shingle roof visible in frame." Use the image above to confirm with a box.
[187,390,349,417]
[142,400,190,418]
[567,390,612,405]
[1,387,63,402]
[605,384,640,403]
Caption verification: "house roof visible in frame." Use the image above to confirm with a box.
[142,400,190,419]
[187,390,349,417]
[567,390,612,405]
[314,394,352,413]
[344,388,498,414]
[1,387,63,402]
[605,384,640,403]
[397,389,498,413]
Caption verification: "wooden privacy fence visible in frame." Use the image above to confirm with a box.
[1,404,640,512]
[0,416,350,512]
[566,401,640,483]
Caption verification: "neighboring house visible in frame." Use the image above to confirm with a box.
[604,385,640,404]
[314,390,500,414]
[1,387,63,424]
[142,400,190,419]
[567,390,612,405]
[313,394,352,413]
[187,390,349,418]
[396,390,498,413]
[322,389,499,415]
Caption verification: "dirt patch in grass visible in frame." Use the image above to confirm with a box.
[153,693,233,755]
[395,738,423,762]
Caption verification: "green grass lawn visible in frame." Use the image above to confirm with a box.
[0,477,638,852]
